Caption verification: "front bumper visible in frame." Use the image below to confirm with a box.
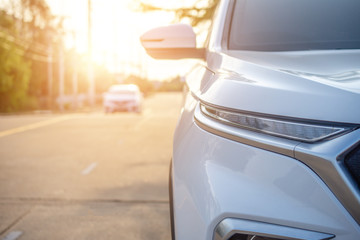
[214,218,334,240]
[104,100,138,111]
[172,119,360,240]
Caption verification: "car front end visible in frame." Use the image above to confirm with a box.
[141,0,360,239]
[103,84,142,113]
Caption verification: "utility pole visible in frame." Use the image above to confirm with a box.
[72,58,78,109]
[47,37,53,109]
[58,43,64,111]
[112,3,119,77]
[72,32,78,110]
[88,0,95,106]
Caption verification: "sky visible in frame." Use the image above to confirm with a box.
[45,0,199,81]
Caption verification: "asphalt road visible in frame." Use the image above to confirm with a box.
[0,92,182,240]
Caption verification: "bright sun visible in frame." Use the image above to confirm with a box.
[46,0,196,80]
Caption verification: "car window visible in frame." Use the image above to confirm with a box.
[109,90,136,95]
[229,0,360,51]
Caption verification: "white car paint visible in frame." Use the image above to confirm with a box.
[103,84,142,113]
[141,24,196,49]
[142,0,360,239]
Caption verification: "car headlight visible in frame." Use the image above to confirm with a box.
[200,103,354,143]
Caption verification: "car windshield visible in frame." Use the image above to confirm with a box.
[109,90,135,95]
[229,0,360,51]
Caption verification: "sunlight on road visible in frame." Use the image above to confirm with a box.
[0,115,78,138]
[0,93,182,240]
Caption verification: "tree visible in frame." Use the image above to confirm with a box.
[157,76,184,92]
[133,0,219,46]
[124,75,154,95]
[0,11,32,111]
[16,0,64,108]
[135,0,219,26]
[0,0,68,111]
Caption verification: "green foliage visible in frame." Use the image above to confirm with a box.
[0,29,32,112]
[135,0,220,27]
[0,2,53,112]
[0,1,126,112]
[123,75,185,94]
[124,75,154,95]
[15,0,53,29]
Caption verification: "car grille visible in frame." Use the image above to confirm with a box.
[344,145,360,189]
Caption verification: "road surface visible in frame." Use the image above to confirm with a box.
[0,92,182,240]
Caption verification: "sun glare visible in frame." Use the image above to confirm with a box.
[44,0,197,80]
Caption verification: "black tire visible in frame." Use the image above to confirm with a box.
[169,160,176,240]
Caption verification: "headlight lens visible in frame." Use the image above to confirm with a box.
[200,103,353,143]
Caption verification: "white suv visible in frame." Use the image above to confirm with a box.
[103,84,142,113]
[141,0,360,239]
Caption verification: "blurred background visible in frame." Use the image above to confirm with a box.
[0,1,218,239]
[0,0,216,113]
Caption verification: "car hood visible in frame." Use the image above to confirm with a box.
[228,50,360,94]
[201,50,360,124]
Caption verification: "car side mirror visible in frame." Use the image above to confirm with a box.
[140,23,205,59]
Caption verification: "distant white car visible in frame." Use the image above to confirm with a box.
[103,84,142,113]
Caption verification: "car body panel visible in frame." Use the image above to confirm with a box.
[201,51,360,124]
[141,0,360,239]
[173,106,360,239]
